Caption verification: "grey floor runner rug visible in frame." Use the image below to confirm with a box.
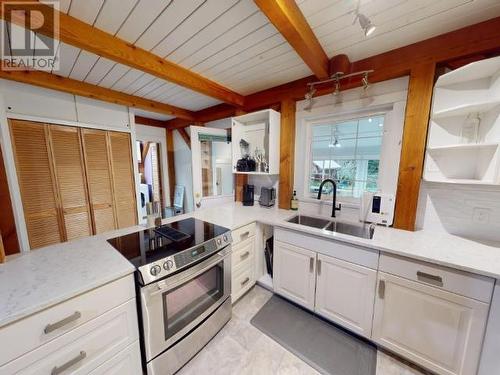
[250,295,377,375]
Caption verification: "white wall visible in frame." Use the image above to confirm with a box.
[293,76,409,221]
[416,182,500,242]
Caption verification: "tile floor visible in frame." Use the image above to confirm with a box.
[178,286,429,375]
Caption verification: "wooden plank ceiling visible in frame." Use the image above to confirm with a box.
[1,0,499,122]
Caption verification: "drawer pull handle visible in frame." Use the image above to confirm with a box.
[378,279,385,299]
[241,277,250,286]
[317,259,322,276]
[240,231,250,239]
[417,271,443,287]
[51,351,86,375]
[44,311,82,334]
[309,257,314,273]
[240,251,250,260]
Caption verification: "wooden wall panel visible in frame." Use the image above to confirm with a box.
[0,147,19,255]
[393,63,436,230]
[49,125,92,240]
[108,132,138,229]
[81,128,117,234]
[9,120,63,249]
[278,99,296,209]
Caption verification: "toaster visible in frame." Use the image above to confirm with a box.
[259,187,276,207]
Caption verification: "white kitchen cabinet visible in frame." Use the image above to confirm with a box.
[273,241,316,310]
[231,222,257,303]
[315,254,377,338]
[373,272,490,375]
[231,109,280,175]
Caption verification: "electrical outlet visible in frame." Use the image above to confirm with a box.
[472,207,491,224]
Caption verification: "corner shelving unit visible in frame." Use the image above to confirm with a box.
[424,56,500,185]
[231,109,281,176]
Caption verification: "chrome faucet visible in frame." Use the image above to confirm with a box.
[317,179,341,218]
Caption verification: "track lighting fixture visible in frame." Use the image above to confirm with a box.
[305,70,373,105]
[353,1,376,37]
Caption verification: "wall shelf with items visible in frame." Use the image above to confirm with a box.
[231,109,281,175]
[424,56,500,185]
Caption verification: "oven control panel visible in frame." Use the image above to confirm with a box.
[139,232,232,285]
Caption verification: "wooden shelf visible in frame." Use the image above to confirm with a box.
[432,99,500,119]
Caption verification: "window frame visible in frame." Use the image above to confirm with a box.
[303,110,388,205]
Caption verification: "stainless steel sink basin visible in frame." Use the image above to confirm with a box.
[324,221,374,240]
[287,215,375,239]
[287,215,330,229]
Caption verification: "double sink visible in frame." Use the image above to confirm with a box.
[287,215,375,239]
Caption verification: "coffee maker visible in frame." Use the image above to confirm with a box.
[242,184,254,206]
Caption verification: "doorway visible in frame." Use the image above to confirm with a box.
[137,141,163,221]
[190,126,234,210]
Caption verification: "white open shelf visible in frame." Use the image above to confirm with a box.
[427,142,499,151]
[424,56,500,185]
[232,109,281,175]
[432,99,500,119]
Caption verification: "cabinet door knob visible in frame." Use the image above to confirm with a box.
[309,257,314,273]
[378,279,386,299]
[317,259,322,276]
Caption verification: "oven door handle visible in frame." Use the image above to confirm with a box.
[150,249,230,296]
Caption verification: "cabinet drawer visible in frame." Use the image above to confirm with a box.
[0,275,135,366]
[274,228,378,269]
[0,299,139,374]
[232,237,255,270]
[232,264,255,303]
[88,341,141,375]
[232,222,256,245]
[379,254,494,303]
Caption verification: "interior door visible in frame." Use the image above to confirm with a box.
[273,241,316,310]
[48,125,92,240]
[190,126,233,211]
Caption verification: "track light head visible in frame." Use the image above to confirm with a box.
[358,12,376,36]
[362,72,369,90]
[304,85,316,111]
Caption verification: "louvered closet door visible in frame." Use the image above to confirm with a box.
[81,129,117,234]
[9,120,63,249]
[108,132,137,229]
[48,125,92,240]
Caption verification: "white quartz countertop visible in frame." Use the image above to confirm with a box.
[0,226,141,328]
[184,202,500,280]
[2,201,500,328]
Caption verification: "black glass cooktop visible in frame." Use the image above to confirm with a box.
[107,217,230,268]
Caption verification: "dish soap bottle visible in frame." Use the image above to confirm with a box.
[290,190,299,211]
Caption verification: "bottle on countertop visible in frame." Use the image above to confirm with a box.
[290,190,299,211]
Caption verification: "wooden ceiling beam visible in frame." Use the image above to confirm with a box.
[0,1,245,107]
[244,16,500,110]
[134,116,172,127]
[0,68,196,120]
[254,0,329,79]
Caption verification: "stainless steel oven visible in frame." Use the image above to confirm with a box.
[140,246,231,374]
